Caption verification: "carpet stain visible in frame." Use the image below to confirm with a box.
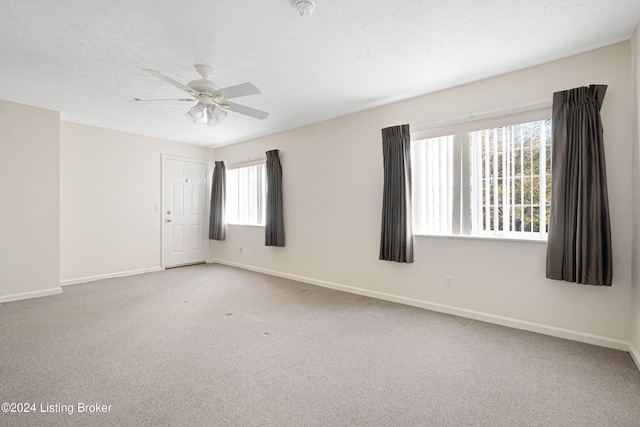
[224,313,233,318]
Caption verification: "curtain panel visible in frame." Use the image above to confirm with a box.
[379,124,413,263]
[209,161,226,241]
[265,149,285,247]
[546,85,612,286]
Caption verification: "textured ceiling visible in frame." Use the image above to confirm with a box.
[1,1,639,148]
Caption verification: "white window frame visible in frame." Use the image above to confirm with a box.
[411,102,552,241]
[225,158,266,226]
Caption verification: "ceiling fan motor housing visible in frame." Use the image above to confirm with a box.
[187,79,221,96]
[188,64,221,97]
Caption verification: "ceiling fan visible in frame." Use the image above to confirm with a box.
[132,64,269,126]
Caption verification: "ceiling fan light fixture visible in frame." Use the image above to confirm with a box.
[294,0,315,17]
[206,105,227,126]
[206,105,219,126]
[185,102,206,122]
[213,105,228,122]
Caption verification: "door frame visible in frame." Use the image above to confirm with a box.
[161,154,210,270]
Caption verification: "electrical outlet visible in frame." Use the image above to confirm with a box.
[445,275,453,288]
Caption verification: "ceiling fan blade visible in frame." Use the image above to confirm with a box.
[217,83,261,99]
[143,69,197,96]
[225,101,269,120]
[130,97,195,102]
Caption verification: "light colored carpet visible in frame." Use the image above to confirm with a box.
[1,263,639,426]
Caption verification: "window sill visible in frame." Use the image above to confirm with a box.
[226,223,265,228]
[413,233,547,244]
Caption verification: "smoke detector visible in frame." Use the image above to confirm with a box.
[294,0,315,17]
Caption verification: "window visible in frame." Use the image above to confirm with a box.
[411,108,551,240]
[226,163,266,226]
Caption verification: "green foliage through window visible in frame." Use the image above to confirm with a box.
[473,120,551,234]
[411,115,551,240]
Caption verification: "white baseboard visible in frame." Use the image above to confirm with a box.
[60,266,163,286]
[630,343,640,371]
[208,258,631,353]
[0,287,63,303]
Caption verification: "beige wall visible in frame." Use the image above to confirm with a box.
[0,100,60,301]
[212,42,634,346]
[60,122,213,283]
[631,26,640,362]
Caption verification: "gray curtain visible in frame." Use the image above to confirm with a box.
[265,149,284,247]
[209,161,226,241]
[546,85,612,286]
[379,124,413,263]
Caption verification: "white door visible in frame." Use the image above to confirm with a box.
[164,158,208,268]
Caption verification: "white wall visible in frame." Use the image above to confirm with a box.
[631,26,640,363]
[212,42,633,347]
[60,122,213,284]
[0,100,61,301]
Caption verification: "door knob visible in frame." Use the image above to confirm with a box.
[167,210,172,214]
[166,219,172,222]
